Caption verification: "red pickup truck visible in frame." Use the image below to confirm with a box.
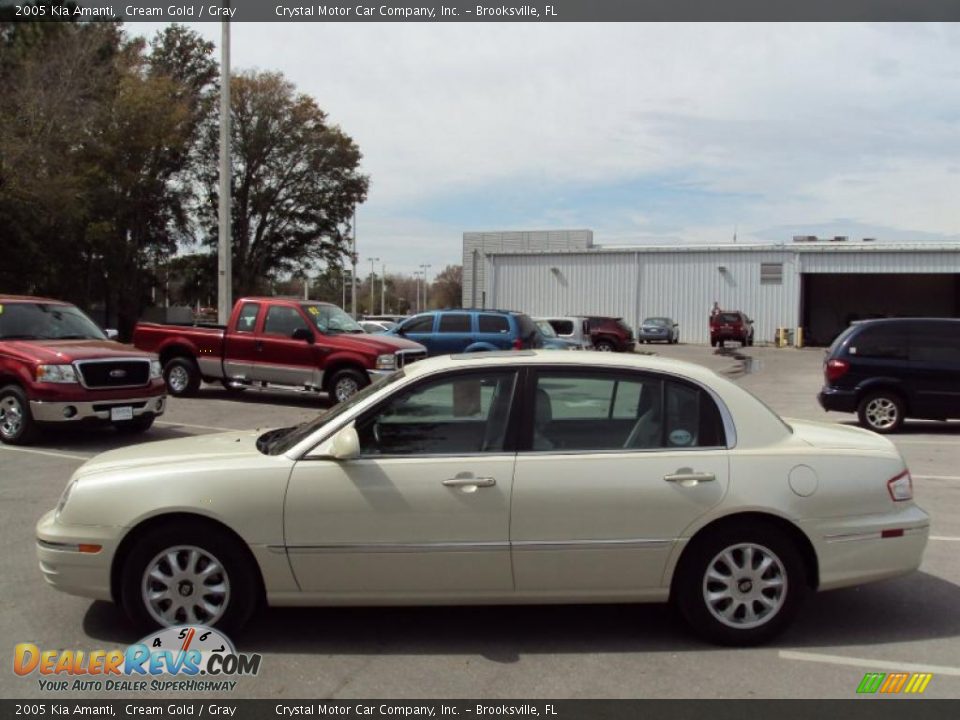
[133,298,428,403]
[0,295,166,445]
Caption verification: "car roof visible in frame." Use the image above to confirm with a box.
[401,349,719,384]
[0,294,70,304]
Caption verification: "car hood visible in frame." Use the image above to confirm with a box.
[75,430,265,479]
[3,339,154,364]
[787,418,898,452]
[331,333,425,353]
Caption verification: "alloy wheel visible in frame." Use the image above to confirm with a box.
[702,542,787,630]
[0,396,24,440]
[141,545,231,627]
[864,397,899,431]
[335,377,360,402]
[167,366,189,394]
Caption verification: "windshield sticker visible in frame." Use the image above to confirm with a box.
[669,429,693,446]
[0,304,3,314]
[307,306,319,316]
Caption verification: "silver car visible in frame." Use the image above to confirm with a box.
[638,317,679,344]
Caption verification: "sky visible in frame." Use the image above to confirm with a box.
[132,22,960,277]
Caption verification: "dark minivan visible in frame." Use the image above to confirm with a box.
[818,318,960,433]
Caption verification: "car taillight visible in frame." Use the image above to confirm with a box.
[887,470,913,502]
[825,358,849,382]
[513,338,523,350]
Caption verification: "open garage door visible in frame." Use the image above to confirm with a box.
[801,273,960,346]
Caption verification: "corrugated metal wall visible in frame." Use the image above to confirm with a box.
[489,250,800,345]
[462,230,593,308]
[800,251,960,273]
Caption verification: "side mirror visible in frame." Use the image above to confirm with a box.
[395,326,406,336]
[105,329,119,340]
[292,327,315,344]
[330,425,360,460]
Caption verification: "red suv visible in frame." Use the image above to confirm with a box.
[586,316,636,352]
[710,311,754,348]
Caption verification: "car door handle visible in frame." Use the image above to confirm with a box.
[664,471,716,486]
[442,476,496,488]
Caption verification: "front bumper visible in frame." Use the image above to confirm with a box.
[30,395,166,423]
[802,505,930,591]
[35,510,121,602]
[817,386,858,413]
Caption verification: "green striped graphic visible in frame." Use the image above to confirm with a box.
[857,673,886,694]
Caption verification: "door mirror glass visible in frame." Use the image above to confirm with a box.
[292,327,314,343]
[330,425,360,460]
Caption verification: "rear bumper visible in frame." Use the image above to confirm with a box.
[818,386,858,413]
[30,395,166,423]
[801,505,930,591]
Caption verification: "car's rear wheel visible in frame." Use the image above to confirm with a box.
[163,357,201,397]
[595,340,615,352]
[710,338,717,348]
[857,391,904,433]
[0,385,38,445]
[121,522,258,633]
[674,523,807,646]
[328,367,369,403]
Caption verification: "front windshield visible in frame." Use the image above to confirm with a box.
[644,317,669,327]
[259,369,407,455]
[535,320,558,338]
[302,304,364,334]
[0,302,107,341]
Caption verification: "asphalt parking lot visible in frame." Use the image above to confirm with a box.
[2,344,958,699]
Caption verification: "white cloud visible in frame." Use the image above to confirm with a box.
[131,21,960,270]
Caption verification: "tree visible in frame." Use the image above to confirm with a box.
[195,70,369,297]
[430,265,463,309]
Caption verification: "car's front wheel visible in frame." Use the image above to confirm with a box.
[163,357,201,397]
[121,522,259,633]
[857,391,905,433]
[0,385,39,445]
[674,523,807,646]
[328,367,369,403]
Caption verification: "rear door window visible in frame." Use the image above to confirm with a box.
[850,324,908,360]
[438,314,471,333]
[478,314,510,333]
[909,323,960,365]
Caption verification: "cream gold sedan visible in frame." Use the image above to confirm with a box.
[36,351,929,645]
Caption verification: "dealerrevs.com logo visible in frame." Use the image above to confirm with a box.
[14,626,261,692]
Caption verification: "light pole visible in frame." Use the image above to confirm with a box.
[350,207,358,318]
[368,257,380,318]
[217,10,232,325]
[419,263,432,310]
[381,263,386,314]
[413,271,423,313]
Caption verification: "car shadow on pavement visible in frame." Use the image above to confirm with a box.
[193,385,333,410]
[81,572,960,660]
[24,424,202,455]
[838,419,960,436]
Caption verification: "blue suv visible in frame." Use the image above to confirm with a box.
[388,309,547,356]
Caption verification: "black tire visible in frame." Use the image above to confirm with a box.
[595,339,615,352]
[163,357,201,397]
[710,338,718,348]
[113,415,156,434]
[857,390,905,434]
[718,339,725,348]
[0,384,39,445]
[674,522,808,646]
[327,367,369,403]
[120,521,259,634]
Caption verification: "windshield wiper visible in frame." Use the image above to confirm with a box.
[256,426,296,454]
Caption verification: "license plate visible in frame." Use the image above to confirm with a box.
[110,406,134,422]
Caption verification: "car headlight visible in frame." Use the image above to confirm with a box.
[375,354,397,370]
[55,480,77,521]
[150,359,162,379]
[36,364,78,384]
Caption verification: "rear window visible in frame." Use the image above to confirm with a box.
[549,319,574,335]
[849,323,908,360]
[478,314,510,333]
[615,319,632,335]
[717,313,741,324]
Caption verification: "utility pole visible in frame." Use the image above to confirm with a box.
[413,271,423,313]
[380,262,386,314]
[216,11,232,325]
[350,207,358,318]
[368,257,380,318]
[419,263,432,310]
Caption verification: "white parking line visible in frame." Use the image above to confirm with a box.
[779,650,960,677]
[895,439,960,446]
[155,421,241,432]
[913,475,960,482]
[0,446,90,461]
[930,536,960,542]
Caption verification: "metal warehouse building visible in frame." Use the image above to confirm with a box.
[462,230,960,346]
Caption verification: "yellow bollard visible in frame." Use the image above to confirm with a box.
[794,327,804,348]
